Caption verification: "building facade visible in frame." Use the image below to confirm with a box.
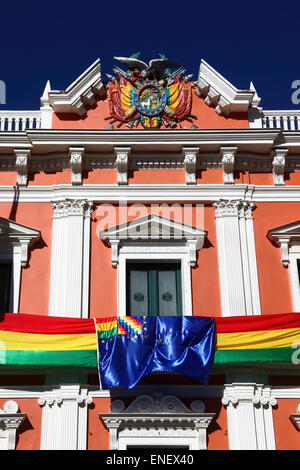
[0,56,300,450]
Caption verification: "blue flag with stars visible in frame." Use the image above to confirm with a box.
[96,316,215,389]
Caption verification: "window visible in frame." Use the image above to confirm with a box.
[127,262,182,316]
[0,263,11,313]
[99,214,207,316]
[0,217,40,312]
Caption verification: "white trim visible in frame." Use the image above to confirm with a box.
[118,249,193,316]
[213,200,261,316]
[101,394,215,451]
[0,401,26,450]
[1,184,300,203]
[222,383,277,450]
[38,385,92,450]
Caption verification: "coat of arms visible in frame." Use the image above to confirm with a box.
[105,54,196,129]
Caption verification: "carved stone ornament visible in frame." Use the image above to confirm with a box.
[183,147,198,185]
[220,147,237,185]
[272,149,288,186]
[100,394,215,450]
[52,199,93,219]
[69,147,84,186]
[213,199,255,219]
[115,147,131,185]
[14,149,31,187]
[0,400,26,450]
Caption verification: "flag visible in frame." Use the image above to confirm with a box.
[96,316,216,389]
[214,313,300,363]
[0,313,97,367]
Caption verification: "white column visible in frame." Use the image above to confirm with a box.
[222,383,277,450]
[214,200,246,316]
[213,200,261,316]
[38,385,92,450]
[49,199,93,317]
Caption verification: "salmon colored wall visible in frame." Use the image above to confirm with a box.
[52,92,249,130]
[197,168,223,184]
[192,205,221,316]
[83,169,116,185]
[0,397,42,450]
[0,171,17,186]
[273,398,300,450]
[286,171,300,185]
[204,398,229,450]
[90,204,221,317]
[249,172,274,185]
[0,202,52,315]
[88,397,111,450]
[253,202,300,314]
[27,170,71,186]
[129,169,185,185]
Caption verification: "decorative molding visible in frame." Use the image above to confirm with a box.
[220,147,237,185]
[182,147,198,185]
[100,214,207,269]
[48,59,104,115]
[290,404,300,430]
[69,147,84,185]
[0,400,26,450]
[100,394,215,450]
[272,149,288,186]
[196,59,256,116]
[114,147,131,185]
[52,199,93,219]
[222,383,277,450]
[14,149,30,186]
[267,220,300,267]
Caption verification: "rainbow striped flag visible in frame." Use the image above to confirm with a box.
[214,313,300,363]
[0,313,300,370]
[0,313,97,367]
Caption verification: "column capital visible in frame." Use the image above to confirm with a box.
[52,199,93,218]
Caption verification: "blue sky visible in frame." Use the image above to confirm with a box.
[1,0,300,111]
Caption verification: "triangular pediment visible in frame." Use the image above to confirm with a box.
[100,214,207,244]
[267,220,300,243]
[0,217,40,241]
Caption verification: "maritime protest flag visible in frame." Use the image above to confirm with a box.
[95,316,216,389]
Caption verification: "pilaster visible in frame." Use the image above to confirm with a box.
[49,199,93,317]
[38,385,92,450]
[222,383,277,450]
[213,200,261,316]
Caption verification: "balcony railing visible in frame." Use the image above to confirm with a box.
[262,110,300,130]
[0,111,42,131]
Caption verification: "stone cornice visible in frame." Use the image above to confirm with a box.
[48,59,105,115]
[196,59,257,115]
